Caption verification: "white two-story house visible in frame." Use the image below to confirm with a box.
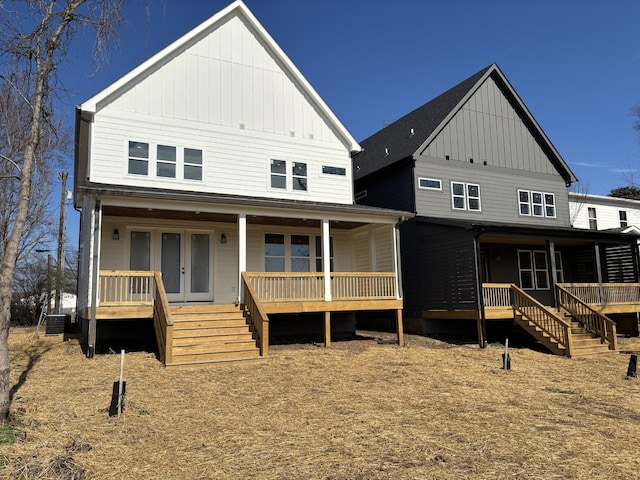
[74,1,408,366]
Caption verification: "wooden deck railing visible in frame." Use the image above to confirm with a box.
[98,270,155,306]
[332,272,397,300]
[152,272,173,364]
[244,272,398,302]
[242,272,269,356]
[558,283,640,306]
[557,285,617,351]
[511,284,573,356]
[482,283,512,308]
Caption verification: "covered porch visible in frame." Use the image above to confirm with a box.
[77,189,409,363]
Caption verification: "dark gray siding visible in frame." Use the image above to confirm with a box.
[400,219,477,317]
[603,244,637,283]
[413,155,571,226]
[354,163,414,212]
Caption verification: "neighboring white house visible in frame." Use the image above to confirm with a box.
[74,0,409,362]
[569,192,640,233]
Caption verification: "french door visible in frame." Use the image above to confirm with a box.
[160,230,213,302]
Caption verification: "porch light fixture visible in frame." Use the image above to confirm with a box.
[113,229,120,241]
[220,233,227,244]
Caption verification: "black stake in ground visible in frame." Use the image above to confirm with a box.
[502,338,511,370]
[627,354,637,378]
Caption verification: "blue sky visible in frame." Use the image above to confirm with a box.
[57,0,640,246]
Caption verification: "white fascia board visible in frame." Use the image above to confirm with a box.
[100,196,401,225]
[569,192,640,207]
[79,0,360,154]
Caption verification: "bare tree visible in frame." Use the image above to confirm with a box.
[0,0,123,421]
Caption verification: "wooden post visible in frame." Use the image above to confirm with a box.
[324,311,331,347]
[117,349,125,417]
[396,309,404,346]
[547,239,558,310]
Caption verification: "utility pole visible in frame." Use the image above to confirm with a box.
[55,172,68,314]
[47,254,52,314]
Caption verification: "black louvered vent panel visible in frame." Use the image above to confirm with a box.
[603,244,635,283]
[420,224,477,310]
[573,247,596,282]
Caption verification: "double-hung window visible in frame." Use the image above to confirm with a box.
[270,160,308,191]
[518,190,555,218]
[451,182,481,211]
[588,207,598,230]
[128,141,149,175]
[184,148,203,181]
[127,141,203,181]
[620,210,628,228]
[292,162,307,191]
[157,145,176,178]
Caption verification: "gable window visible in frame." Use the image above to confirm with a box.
[452,182,481,211]
[620,210,628,228]
[128,141,149,175]
[270,160,287,189]
[518,190,555,218]
[588,207,598,230]
[292,162,307,191]
[322,166,346,176]
[184,148,203,181]
[419,178,442,190]
[157,145,176,178]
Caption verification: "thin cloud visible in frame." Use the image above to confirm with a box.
[609,167,639,174]
[572,161,607,168]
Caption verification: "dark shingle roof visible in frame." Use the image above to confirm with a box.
[353,65,492,180]
[353,63,577,185]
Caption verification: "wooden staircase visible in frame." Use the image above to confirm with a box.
[165,304,261,368]
[511,285,617,358]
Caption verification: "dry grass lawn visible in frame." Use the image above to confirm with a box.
[3,327,640,479]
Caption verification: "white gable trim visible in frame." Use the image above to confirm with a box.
[79,0,360,153]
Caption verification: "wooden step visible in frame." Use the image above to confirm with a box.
[171,311,246,322]
[172,332,254,346]
[169,303,241,314]
[165,356,265,369]
[170,347,260,364]
[173,339,258,355]
[172,318,248,329]
[172,325,252,338]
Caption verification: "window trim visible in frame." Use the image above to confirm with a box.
[518,249,550,291]
[125,140,203,182]
[321,165,347,176]
[451,181,481,211]
[268,158,310,193]
[588,207,598,230]
[619,210,628,228]
[418,177,442,191]
[517,189,556,218]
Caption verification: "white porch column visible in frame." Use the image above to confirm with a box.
[392,223,403,300]
[238,214,247,303]
[322,218,332,301]
[88,198,102,358]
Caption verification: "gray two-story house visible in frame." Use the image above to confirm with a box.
[354,63,640,356]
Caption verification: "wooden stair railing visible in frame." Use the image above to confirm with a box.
[510,285,574,356]
[152,271,173,364]
[556,284,618,351]
[242,272,270,356]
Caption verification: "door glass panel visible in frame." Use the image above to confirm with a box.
[190,234,210,293]
[162,233,181,294]
[291,235,310,272]
[265,234,285,272]
[130,231,150,270]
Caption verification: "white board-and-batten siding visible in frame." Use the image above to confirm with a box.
[88,14,353,204]
[423,76,556,176]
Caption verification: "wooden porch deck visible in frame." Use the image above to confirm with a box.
[93,270,404,366]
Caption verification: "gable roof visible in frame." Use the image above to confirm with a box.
[79,0,360,153]
[353,63,577,184]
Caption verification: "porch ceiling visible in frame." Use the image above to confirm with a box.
[102,206,363,229]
